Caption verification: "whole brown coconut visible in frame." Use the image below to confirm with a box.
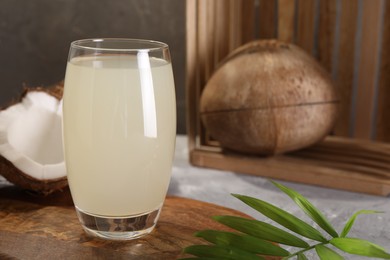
[0,82,68,195]
[200,40,339,155]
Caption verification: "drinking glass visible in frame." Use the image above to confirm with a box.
[62,38,176,240]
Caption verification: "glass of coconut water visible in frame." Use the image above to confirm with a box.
[62,39,176,240]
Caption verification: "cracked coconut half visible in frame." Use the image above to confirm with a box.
[0,83,67,195]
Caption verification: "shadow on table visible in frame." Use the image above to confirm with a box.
[0,184,74,207]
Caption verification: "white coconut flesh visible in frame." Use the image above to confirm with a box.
[0,91,65,180]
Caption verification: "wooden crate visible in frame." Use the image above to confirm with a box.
[185,0,390,196]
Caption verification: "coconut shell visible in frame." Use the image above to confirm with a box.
[0,156,67,195]
[200,40,339,155]
[21,81,64,102]
[0,81,67,195]
[0,82,64,111]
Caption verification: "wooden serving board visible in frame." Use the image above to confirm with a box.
[0,185,279,260]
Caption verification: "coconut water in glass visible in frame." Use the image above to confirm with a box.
[62,39,176,240]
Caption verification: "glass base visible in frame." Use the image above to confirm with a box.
[75,206,161,240]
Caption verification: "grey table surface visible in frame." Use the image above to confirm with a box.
[168,135,390,259]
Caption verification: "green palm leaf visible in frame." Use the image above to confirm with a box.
[340,210,382,237]
[181,181,389,260]
[330,237,390,259]
[195,229,290,256]
[315,244,344,260]
[183,245,265,260]
[232,194,327,242]
[271,181,338,238]
[213,215,309,248]
[297,253,308,260]
[180,257,218,260]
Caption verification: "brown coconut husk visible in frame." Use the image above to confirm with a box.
[0,156,68,196]
[20,80,64,101]
[200,39,339,155]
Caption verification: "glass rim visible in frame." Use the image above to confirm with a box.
[70,38,169,52]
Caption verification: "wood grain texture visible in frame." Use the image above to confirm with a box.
[197,0,209,146]
[214,0,231,64]
[185,0,198,151]
[295,0,316,54]
[291,137,390,178]
[241,0,256,44]
[0,186,280,260]
[277,0,296,43]
[375,1,390,142]
[190,136,390,196]
[258,0,277,39]
[197,0,208,86]
[229,0,243,51]
[353,0,383,139]
[332,0,359,137]
[317,0,336,72]
[198,0,216,146]
[204,0,216,81]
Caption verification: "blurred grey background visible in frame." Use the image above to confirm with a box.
[0,0,186,133]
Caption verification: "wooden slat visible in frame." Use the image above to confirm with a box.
[214,0,231,65]
[197,0,211,145]
[292,152,390,177]
[204,0,222,144]
[241,0,256,44]
[317,0,337,72]
[353,0,384,139]
[258,0,277,39]
[277,0,296,43]
[196,0,207,85]
[190,136,390,196]
[185,0,198,151]
[295,0,316,54]
[197,0,211,84]
[375,1,390,142]
[291,136,390,177]
[204,0,216,81]
[332,0,359,137]
[229,0,243,51]
[197,0,206,146]
[190,150,390,196]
